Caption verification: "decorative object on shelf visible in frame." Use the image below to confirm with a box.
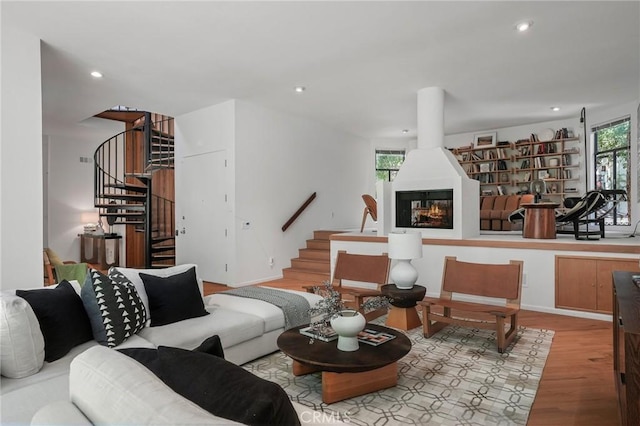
[473,132,497,148]
[330,309,367,351]
[538,128,555,142]
[388,231,423,289]
[530,179,547,202]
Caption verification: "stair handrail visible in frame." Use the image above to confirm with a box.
[282,192,317,232]
[93,128,133,211]
[94,112,176,268]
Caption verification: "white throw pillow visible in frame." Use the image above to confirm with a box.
[0,294,45,378]
[111,264,202,326]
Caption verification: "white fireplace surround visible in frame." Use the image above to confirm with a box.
[389,87,480,239]
[391,148,479,239]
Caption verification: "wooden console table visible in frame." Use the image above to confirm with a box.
[79,234,121,270]
[613,270,640,425]
[521,202,559,239]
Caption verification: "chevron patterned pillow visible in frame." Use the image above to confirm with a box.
[81,269,147,348]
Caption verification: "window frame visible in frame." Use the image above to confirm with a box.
[375,149,406,182]
[591,116,631,226]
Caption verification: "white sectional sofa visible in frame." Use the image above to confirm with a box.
[32,346,345,425]
[0,264,324,425]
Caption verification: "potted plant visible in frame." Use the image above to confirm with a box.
[307,281,390,351]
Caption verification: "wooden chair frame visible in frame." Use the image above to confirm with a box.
[307,250,391,321]
[418,256,524,353]
[360,194,377,232]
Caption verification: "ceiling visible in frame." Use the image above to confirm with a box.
[4,1,639,140]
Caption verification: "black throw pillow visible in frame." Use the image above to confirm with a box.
[16,280,93,362]
[193,335,225,359]
[120,345,300,426]
[139,267,209,327]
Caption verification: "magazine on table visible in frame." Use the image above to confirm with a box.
[299,325,338,342]
[357,328,397,346]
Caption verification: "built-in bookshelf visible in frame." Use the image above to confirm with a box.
[452,128,580,204]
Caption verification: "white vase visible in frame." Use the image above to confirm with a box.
[330,310,366,351]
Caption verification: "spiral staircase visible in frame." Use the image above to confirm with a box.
[93,111,175,268]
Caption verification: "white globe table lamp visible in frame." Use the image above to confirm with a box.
[388,231,423,289]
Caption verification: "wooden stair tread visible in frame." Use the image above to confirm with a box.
[299,248,330,260]
[94,203,145,209]
[103,183,148,193]
[100,212,145,217]
[99,193,146,200]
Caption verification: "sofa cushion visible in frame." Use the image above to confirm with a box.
[16,281,93,362]
[81,269,147,348]
[140,267,209,327]
[138,306,263,350]
[0,294,45,378]
[113,264,202,326]
[69,346,238,425]
[121,346,300,426]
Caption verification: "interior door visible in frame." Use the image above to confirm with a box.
[176,151,227,283]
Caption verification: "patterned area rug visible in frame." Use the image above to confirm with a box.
[243,320,554,425]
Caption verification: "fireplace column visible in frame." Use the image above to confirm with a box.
[417,87,445,150]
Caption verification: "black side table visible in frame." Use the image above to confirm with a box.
[381,284,426,330]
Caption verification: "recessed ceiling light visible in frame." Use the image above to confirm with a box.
[550,106,560,112]
[402,129,409,134]
[294,86,306,93]
[90,71,103,78]
[515,20,533,32]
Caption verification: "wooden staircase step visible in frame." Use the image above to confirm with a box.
[282,268,329,283]
[299,248,330,261]
[152,245,175,253]
[306,239,330,250]
[104,183,148,193]
[151,254,176,260]
[290,258,329,273]
[99,193,146,201]
[313,230,343,241]
[100,212,145,218]
[95,203,145,210]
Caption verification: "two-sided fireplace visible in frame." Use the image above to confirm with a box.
[395,189,454,229]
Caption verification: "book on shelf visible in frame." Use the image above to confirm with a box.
[357,328,397,346]
[299,325,338,342]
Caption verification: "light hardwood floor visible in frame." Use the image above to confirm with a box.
[204,279,620,426]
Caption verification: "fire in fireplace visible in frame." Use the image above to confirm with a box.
[395,189,454,229]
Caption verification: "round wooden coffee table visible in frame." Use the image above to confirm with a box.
[277,323,411,404]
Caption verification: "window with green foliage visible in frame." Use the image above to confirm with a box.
[375,150,405,182]
[592,117,630,225]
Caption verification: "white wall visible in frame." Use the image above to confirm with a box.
[234,101,369,285]
[175,100,370,286]
[46,122,122,262]
[0,25,43,290]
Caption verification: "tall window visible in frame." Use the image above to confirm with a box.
[592,117,631,225]
[375,149,405,182]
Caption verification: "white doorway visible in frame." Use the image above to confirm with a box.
[176,150,228,283]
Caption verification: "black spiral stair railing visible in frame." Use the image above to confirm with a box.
[94,112,175,267]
